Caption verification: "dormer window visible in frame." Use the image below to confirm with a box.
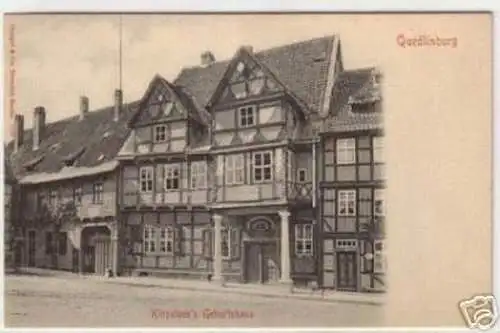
[239,106,255,128]
[63,147,86,167]
[154,125,168,143]
[23,155,45,172]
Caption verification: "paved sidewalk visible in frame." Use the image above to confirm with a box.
[10,267,385,305]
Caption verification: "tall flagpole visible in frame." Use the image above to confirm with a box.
[119,14,123,92]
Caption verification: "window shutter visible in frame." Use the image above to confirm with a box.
[174,226,183,256]
[202,229,212,258]
[156,164,164,193]
[230,228,240,259]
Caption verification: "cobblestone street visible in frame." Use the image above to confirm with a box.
[5,274,384,328]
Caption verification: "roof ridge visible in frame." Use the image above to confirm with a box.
[174,34,336,74]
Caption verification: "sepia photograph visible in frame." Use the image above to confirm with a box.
[2,13,493,329]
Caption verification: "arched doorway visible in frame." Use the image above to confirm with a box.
[243,216,279,284]
[81,225,111,275]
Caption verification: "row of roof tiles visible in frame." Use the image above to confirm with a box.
[5,35,382,183]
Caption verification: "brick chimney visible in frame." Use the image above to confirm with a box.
[80,96,89,120]
[241,45,253,54]
[114,89,123,122]
[13,114,24,152]
[201,51,216,67]
[33,106,46,150]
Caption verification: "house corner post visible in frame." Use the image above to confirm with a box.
[212,213,224,285]
[278,210,293,285]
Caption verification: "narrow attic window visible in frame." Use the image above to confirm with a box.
[62,147,86,167]
[23,155,45,172]
[97,154,105,162]
[103,131,111,138]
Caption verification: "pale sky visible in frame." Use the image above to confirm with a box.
[2,13,488,141]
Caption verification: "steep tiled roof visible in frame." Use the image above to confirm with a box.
[174,35,336,114]
[6,101,140,181]
[324,67,383,133]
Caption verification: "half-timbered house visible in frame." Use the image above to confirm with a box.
[117,35,346,286]
[6,91,139,276]
[319,67,385,292]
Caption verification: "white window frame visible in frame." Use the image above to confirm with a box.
[374,189,385,217]
[373,240,385,273]
[164,164,180,191]
[190,161,207,189]
[336,138,356,164]
[153,124,168,143]
[373,136,384,163]
[294,224,313,256]
[139,166,154,193]
[221,228,231,259]
[225,154,244,185]
[238,106,256,128]
[253,151,273,183]
[297,168,308,183]
[143,225,156,254]
[338,190,356,217]
[92,183,104,204]
[144,225,175,255]
[159,226,175,254]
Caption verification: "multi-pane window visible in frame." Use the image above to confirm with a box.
[190,162,207,189]
[373,240,385,273]
[297,168,307,183]
[225,154,245,185]
[238,106,255,127]
[295,224,313,256]
[373,136,384,163]
[140,166,154,193]
[253,151,272,183]
[73,186,83,206]
[143,225,156,253]
[159,227,174,254]
[92,183,104,204]
[221,228,230,259]
[48,189,58,206]
[338,190,356,216]
[336,138,356,164]
[144,225,176,254]
[374,189,385,216]
[164,165,180,190]
[154,125,168,143]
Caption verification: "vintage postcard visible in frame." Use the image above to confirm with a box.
[2,13,493,329]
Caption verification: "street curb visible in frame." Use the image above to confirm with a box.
[101,279,385,306]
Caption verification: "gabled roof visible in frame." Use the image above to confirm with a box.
[128,74,211,127]
[174,35,337,115]
[6,100,140,183]
[324,67,383,133]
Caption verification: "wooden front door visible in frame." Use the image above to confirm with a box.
[336,252,357,291]
[27,230,36,267]
[94,239,111,276]
[244,242,279,284]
